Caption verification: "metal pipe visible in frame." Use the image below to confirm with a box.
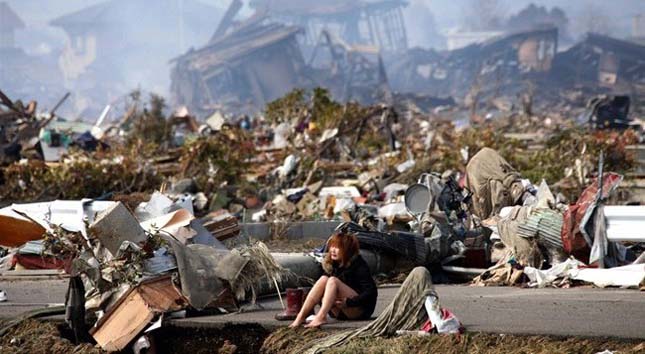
[50,92,71,116]
[441,265,488,276]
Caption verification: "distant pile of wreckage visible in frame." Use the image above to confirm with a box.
[389,29,645,110]
[168,0,645,119]
[3,0,645,121]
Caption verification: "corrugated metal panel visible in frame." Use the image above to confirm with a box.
[517,209,563,250]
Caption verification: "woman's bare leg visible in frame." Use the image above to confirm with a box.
[305,277,358,328]
[289,276,328,327]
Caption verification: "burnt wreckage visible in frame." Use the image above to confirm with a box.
[388,28,645,105]
[171,0,645,116]
[170,21,308,115]
[170,0,401,115]
[388,28,559,101]
[248,0,409,53]
[551,33,645,91]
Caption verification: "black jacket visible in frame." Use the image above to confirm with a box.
[328,255,377,319]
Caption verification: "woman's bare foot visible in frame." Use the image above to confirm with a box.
[304,316,327,328]
[289,318,304,328]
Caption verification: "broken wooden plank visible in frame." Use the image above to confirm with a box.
[91,276,186,352]
[202,215,240,241]
[92,289,155,351]
[211,0,243,41]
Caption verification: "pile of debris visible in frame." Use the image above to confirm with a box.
[0,82,644,353]
[1,81,643,289]
[0,190,292,352]
[170,0,400,117]
[0,89,257,206]
[461,148,645,289]
[290,144,645,291]
[2,82,641,223]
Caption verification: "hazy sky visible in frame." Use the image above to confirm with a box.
[5,0,226,55]
[5,0,645,52]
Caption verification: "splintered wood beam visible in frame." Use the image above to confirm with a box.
[211,0,243,41]
[0,89,16,111]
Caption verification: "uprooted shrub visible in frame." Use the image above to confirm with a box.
[401,123,637,191]
[123,91,173,149]
[0,144,163,202]
[179,127,256,196]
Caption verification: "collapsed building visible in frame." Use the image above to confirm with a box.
[388,28,558,103]
[170,21,308,116]
[170,1,645,117]
[249,0,409,53]
[49,0,224,117]
[171,6,392,116]
[551,33,645,94]
[388,27,645,111]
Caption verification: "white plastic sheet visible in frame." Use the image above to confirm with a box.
[378,202,408,218]
[525,258,645,288]
[11,200,115,238]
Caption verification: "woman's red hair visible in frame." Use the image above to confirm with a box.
[325,232,360,267]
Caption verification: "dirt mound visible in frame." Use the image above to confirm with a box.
[261,327,645,354]
[152,323,270,354]
[261,327,341,354]
[0,319,103,354]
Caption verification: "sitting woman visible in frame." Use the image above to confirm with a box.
[290,231,377,328]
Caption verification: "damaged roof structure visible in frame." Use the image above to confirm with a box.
[250,0,409,53]
[551,33,645,92]
[171,21,308,116]
[388,28,558,102]
[171,2,393,116]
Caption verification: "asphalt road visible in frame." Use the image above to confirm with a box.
[1,279,644,339]
[0,278,68,317]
